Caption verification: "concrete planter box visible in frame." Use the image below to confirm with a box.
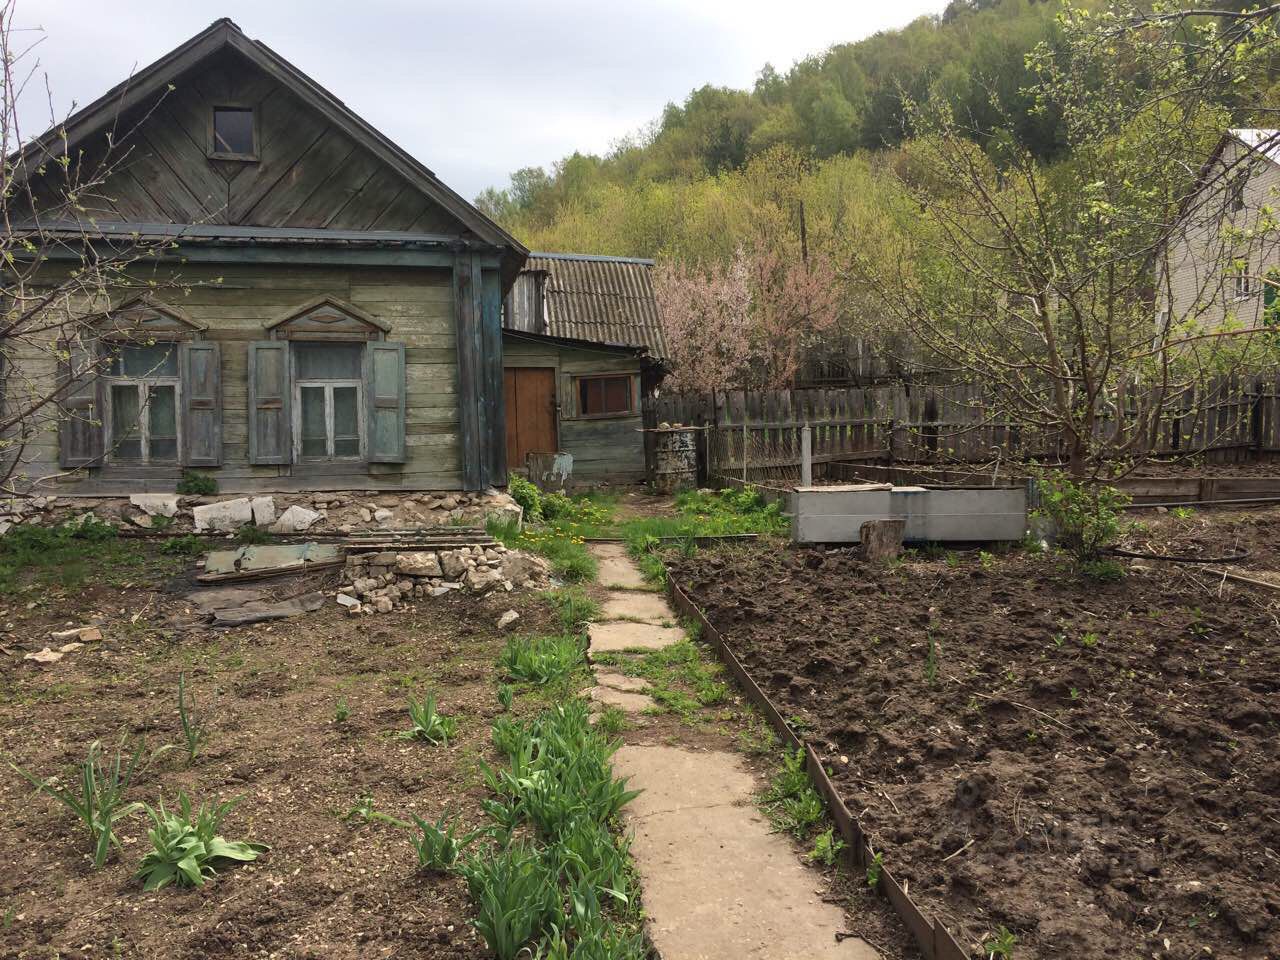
[792,483,1027,545]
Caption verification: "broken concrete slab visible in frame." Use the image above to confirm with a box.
[184,587,266,614]
[129,494,180,518]
[250,496,276,527]
[201,543,342,580]
[590,685,655,713]
[271,504,321,533]
[209,592,325,626]
[588,621,684,653]
[592,543,652,590]
[615,745,879,960]
[601,591,677,624]
[193,497,253,532]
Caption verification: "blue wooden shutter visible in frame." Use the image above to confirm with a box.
[366,341,405,463]
[180,342,222,466]
[248,341,291,464]
[57,338,103,468]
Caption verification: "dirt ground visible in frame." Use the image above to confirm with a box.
[670,510,1280,960]
[0,553,560,959]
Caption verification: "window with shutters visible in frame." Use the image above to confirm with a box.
[103,343,181,462]
[575,374,634,418]
[249,297,405,466]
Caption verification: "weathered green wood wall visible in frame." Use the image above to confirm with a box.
[20,262,465,493]
[29,47,462,235]
[502,336,645,483]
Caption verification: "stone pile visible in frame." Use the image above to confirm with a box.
[336,546,551,615]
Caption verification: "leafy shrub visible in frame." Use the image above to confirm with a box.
[1034,470,1130,572]
[550,817,633,907]
[411,811,482,872]
[400,692,458,745]
[160,534,204,556]
[136,793,266,890]
[498,634,583,685]
[541,493,612,527]
[508,473,543,522]
[176,471,217,495]
[10,738,145,868]
[460,841,562,960]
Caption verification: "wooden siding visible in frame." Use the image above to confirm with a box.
[30,48,464,235]
[502,335,645,483]
[18,263,464,493]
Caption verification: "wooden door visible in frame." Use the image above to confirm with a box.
[504,367,558,471]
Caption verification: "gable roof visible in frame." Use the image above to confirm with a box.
[505,252,666,359]
[13,18,526,265]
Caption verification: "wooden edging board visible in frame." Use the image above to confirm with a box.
[668,577,970,960]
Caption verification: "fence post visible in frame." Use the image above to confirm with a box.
[801,423,812,487]
[742,419,748,483]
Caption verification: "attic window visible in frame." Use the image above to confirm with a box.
[210,106,256,159]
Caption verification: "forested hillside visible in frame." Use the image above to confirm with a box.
[476,0,1073,257]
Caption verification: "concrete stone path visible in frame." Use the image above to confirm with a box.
[585,544,879,960]
[594,542,653,590]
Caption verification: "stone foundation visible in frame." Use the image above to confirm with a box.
[0,489,523,536]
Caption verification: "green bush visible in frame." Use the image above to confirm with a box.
[136,793,266,890]
[1034,471,1130,576]
[508,473,543,521]
[176,471,217,496]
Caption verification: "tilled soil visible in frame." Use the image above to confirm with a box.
[671,531,1280,960]
[0,557,558,959]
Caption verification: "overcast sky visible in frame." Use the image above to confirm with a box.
[17,1,948,201]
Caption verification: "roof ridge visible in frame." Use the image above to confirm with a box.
[530,251,655,265]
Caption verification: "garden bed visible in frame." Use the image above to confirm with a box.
[669,518,1280,959]
[0,542,561,958]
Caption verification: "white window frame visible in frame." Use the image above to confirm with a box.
[292,371,365,462]
[1231,271,1256,301]
[102,344,182,465]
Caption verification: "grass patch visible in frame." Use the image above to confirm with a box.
[604,640,727,722]
[0,519,180,593]
[488,517,597,583]
[761,749,826,840]
[541,587,600,634]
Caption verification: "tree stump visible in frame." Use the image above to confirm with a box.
[860,518,906,563]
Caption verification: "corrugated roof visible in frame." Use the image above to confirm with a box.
[516,252,667,359]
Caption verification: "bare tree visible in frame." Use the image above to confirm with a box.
[0,0,201,495]
[855,1,1280,478]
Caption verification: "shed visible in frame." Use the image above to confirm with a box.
[501,253,666,483]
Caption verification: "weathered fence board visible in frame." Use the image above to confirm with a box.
[648,372,1280,483]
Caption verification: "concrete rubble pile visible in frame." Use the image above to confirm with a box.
[336,546,551,615]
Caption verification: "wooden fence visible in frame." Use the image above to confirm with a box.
[643,372,1280,484]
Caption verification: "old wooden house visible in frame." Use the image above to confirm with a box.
[12,19,526,494]
[501,254,666,484]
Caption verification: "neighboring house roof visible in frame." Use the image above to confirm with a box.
[1227,128,1280,163]
[10,18,527,276]
[504,252,666,359]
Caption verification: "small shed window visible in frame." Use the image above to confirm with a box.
[211,107,256,158]
[576,375,633,417]
[104,343,181,462]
